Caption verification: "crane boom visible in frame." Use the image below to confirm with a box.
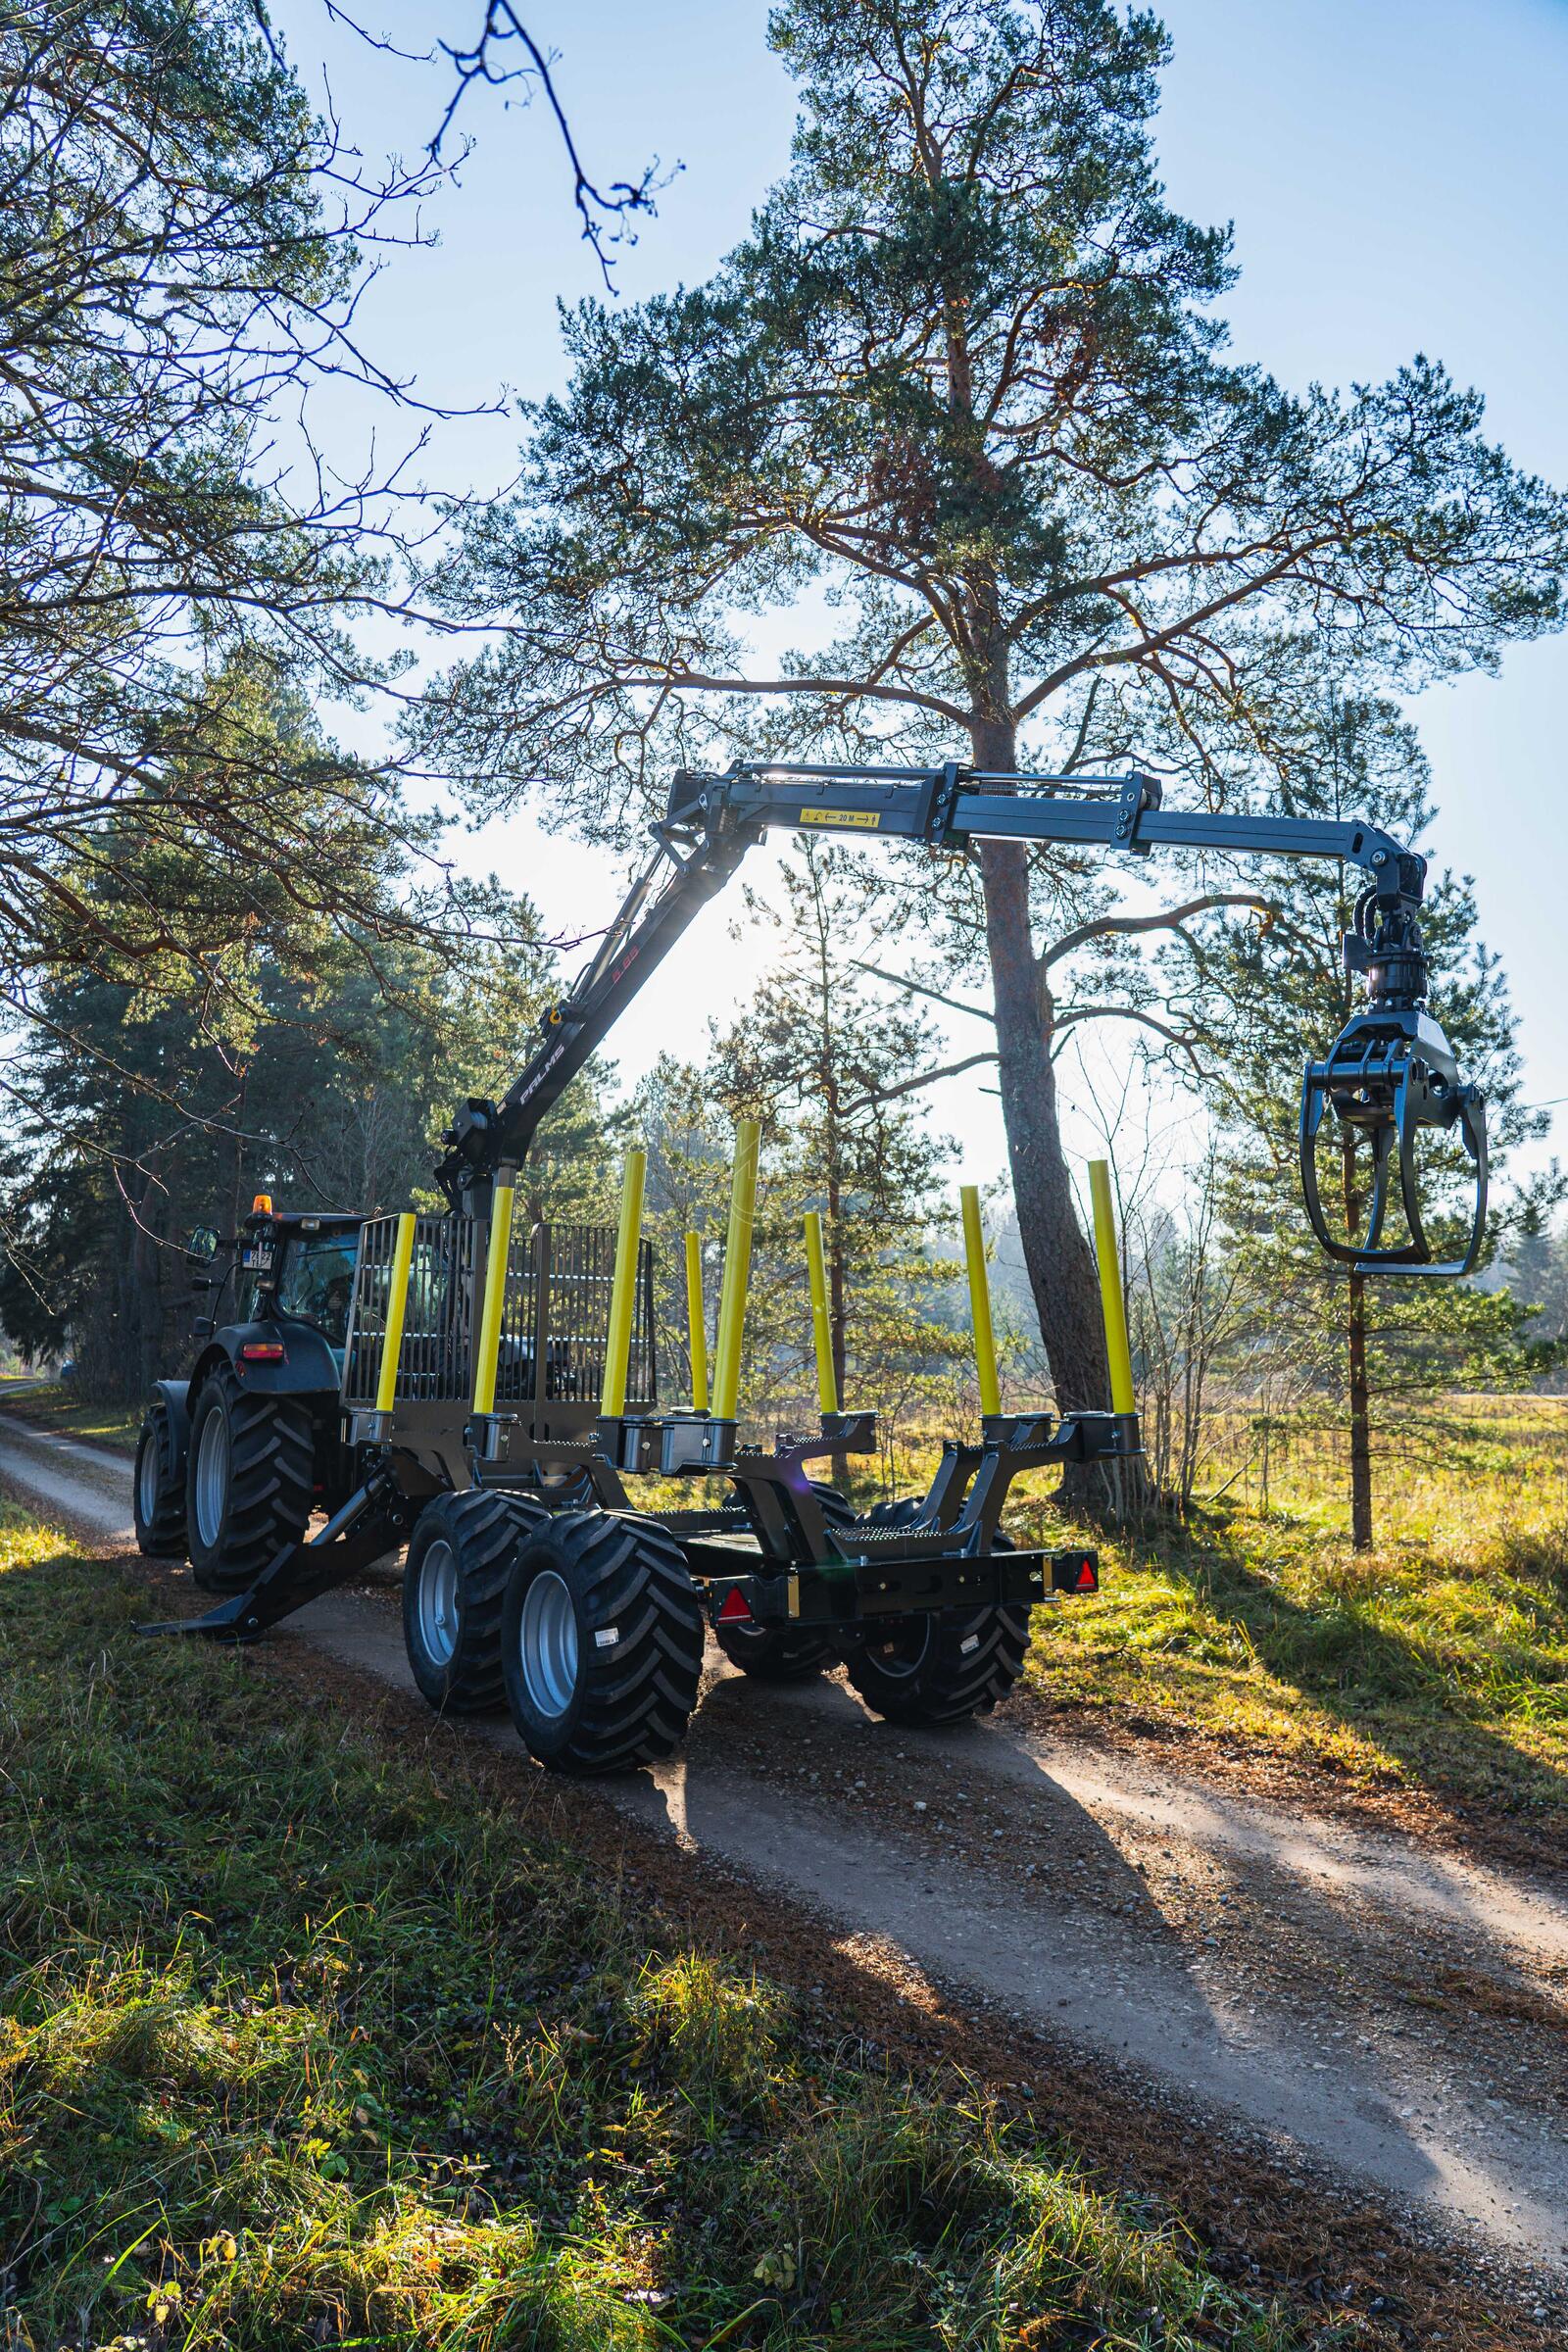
[437,760,1484,1279]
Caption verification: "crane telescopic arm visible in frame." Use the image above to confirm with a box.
[437,762,1486,1278]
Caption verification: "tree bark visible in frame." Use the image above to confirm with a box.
[969,710,1112,1419]
[1346,1271,1373,1549]
[1341,1136,1374,1549]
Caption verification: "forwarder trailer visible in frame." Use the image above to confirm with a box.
[133,760,1486,1774]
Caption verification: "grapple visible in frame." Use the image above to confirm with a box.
[1298,872,1488,1277]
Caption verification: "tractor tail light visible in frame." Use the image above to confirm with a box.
[240,1343,285,1362]
[717,1584,753,1624]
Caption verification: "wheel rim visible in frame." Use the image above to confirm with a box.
[137,1433,160,1524]
[194,1408,230,1547]
[862,1619,933,1681]
[416,1539,461,1667]
[516,1568,579,1720]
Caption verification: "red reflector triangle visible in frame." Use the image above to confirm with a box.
[1075,1560,1098,1590]
[718,1586,753,1623]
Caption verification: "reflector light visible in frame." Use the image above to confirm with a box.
[240,1343,285,1362]
[717,1585,753,1623]
[252,1193,273,1214]
[1075,1560,1097,1591]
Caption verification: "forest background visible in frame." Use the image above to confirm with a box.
[1,0,1566,1549]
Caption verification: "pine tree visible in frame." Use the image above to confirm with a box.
[417,0,1568,1443]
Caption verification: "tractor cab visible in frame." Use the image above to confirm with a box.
[232,1200,364,1354]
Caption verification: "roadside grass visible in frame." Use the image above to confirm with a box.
[1004,1398,1568,1826]
[0,1376,141,1450]
[0,1502,1319,2352]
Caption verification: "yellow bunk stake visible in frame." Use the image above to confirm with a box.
[684,1229,709,1412]
[471,1175,516,1417]
[374,1212,417,1416]
[1088,1158,1137,1415]
[804,1208,838,1415]
[601,1149,648,1417]
[711,1118,760,1425]
[960,1183,1002,1419]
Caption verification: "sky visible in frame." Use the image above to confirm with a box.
[272,0,1568,1202]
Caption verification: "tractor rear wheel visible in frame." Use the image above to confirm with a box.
[502,1509,704,1775]
[403,1489,543,1716]
[714,1482,853,1682]
[843,1498,1027,1727]
[186,1373,313,1593]
[133,1397,186,1560]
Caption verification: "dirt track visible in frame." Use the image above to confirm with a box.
[2,1403,1565,2299]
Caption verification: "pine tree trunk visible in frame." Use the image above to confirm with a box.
[1347,1272,1373,1550]
[1341,1136,1374,1549]
[969,711,1113,1422]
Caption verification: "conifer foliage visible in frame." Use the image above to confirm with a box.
[418,0,1568,1417]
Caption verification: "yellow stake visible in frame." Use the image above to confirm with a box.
[471,1179,515,1416]
[1088,1158,1137,1414]
[804,1208,838,1415]
[684,1230,709,1412]
[601,1148,648,1417]
[711,1118,760,1423]
[960,1184,1002,1418]
[373,1211,416,1415]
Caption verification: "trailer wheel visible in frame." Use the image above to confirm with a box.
[843,1500,1027,1727]
[714,1483,853,1681]
[503,1509,704,1775]
[133,1397,186,1560]
[403,1490,542,1716]
[186,1372,313,1592]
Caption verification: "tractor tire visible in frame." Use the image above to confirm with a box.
[403,1489,543,1717]
[186,1372,313,1593]
[502,1509,705,1776]
[133,1397,187,1560]
[714,1482,854,1682]
[843,1498,1027,1728]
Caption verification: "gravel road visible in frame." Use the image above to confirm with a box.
[3,1402,1565,2281]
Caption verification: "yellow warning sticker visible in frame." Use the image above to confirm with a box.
[800,807,881,829]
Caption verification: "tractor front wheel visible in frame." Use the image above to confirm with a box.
[133,1397,186,1560]
[503,1510,704,1775]
[186,1373,313,1593]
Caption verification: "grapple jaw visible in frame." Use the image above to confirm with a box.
[1299,1005,1488,1278]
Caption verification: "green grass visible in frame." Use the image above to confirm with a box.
[0,1375,142,1449]
[1004,1400,1568,1827]
[0,1503,1319,2352]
